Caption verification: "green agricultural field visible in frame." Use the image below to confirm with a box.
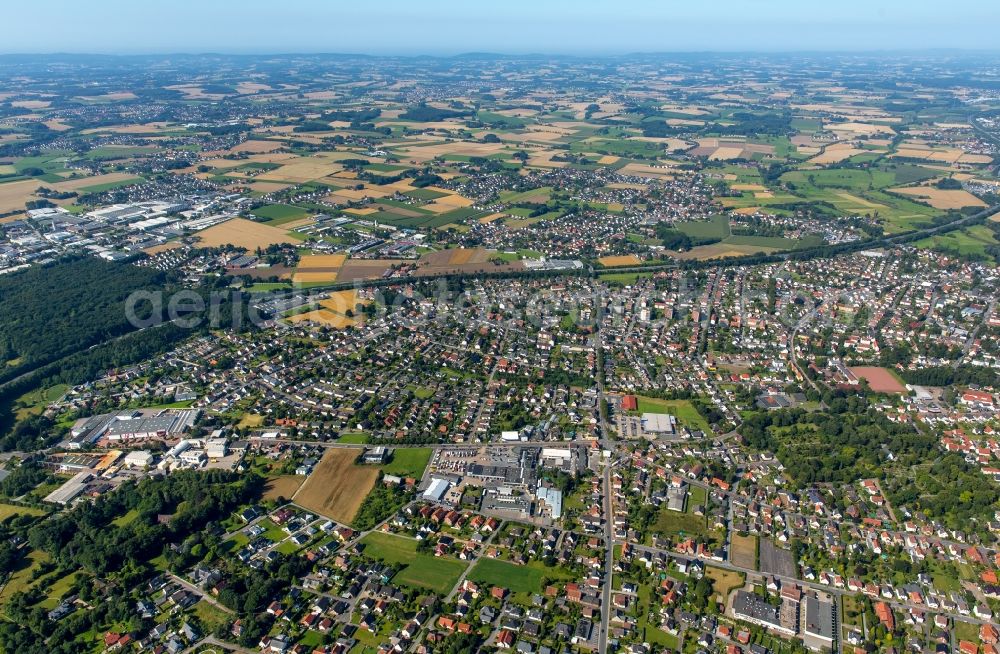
[251,204,311,225]
[77,176,145,194]
[781,168,896,191]
[915,225,999,258]
[498,187,554,203]
[246,282,292,292]
[359,532,467,594]
[403,188,449,200]
[676,214,730,240]
[381,448,432,479]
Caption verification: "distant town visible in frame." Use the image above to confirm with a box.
[0,50,997,654]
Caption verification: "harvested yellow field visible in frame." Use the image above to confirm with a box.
[77,91,138,102]
[808,143,865,164]
[731,184,767,191]
[598,255,642,267]
[195,218,297,249]
[618,163,676,179]
[228,139,283,154]
[0,180,41,213]
[448,249,477,265]
[299,254,348,269]
[319,289,363,314]
[291,271,338,284]
[709,147,745,161]
[246,181,292,194]
[292,253,347,283]
[294,448,378,524]
[236,81,272,94]
[11,100,50,109]
[425,193,475,213]
[606,182,648,191]
[892,186,987,210]
[672,243,780,261]
[402,141,507,161]
[143,242,182,255]
[343,206,379,216]
[825,122,895,136]
[597,155,620,165]
[43,120,72,131]
[288,309,358,328]
[263,476,304,502]
[478,212,507,224]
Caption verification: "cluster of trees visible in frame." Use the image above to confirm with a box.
[28,470,262,576]
[897,364,998,388]
[352,477,413,530]
[0,257,172,386]
[740,395,937,487]
[399,104,471,122]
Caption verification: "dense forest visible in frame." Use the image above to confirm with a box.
[0,256,172,386]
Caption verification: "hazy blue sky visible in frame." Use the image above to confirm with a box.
[5,0,1000,55]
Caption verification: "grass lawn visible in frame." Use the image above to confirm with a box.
[77,176,145,193]
[111,508,141,527]
[467,558,571,593]
[0,503,45,520]
[14,383,68,420]
[403,188,448,200]
[259,518,287,542]
[705,566,744,604]
[635,396,713,433]
[36,571,80,609]
[381,448,432,479]
[954,620,979,644]
[915,224,999,258]
[687,485,707,513]
[190,599,231,630]
[338,432,369,444]
[0,550,50,607]
[636,583,679,648]
[652,509,708,539]
[676,214,730,240]
[359,532,467,594]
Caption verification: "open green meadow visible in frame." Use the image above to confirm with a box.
[359,532,467,594]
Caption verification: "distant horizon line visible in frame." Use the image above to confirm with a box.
[1,48,1000,59]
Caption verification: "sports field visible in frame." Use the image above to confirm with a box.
[294,448,378,524]
[848,366,906,393]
